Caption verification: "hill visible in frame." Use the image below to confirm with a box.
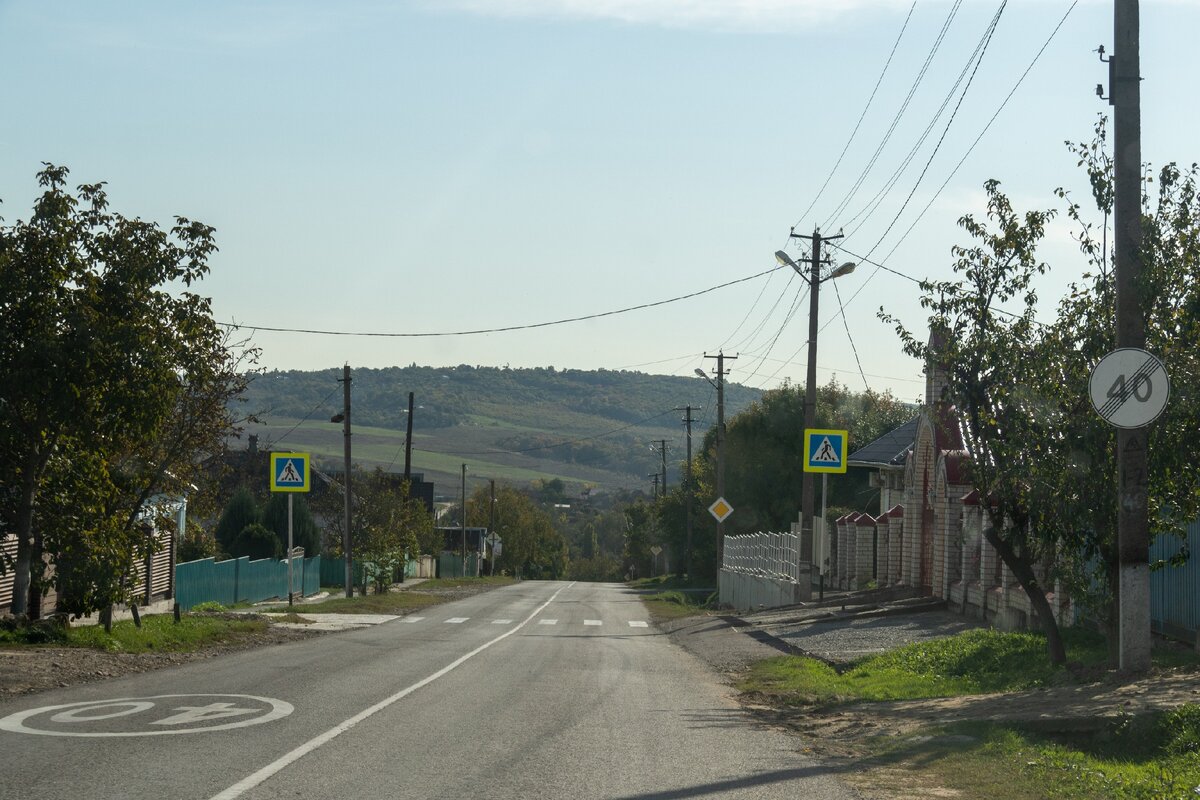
[236,365,761,496]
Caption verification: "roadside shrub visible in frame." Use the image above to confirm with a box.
[190,601,227,613]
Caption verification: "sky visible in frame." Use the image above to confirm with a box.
[2,0,1197,404]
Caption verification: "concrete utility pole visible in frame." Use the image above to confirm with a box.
[1109,0,1150,672]
[674,406,700,578]
[702,352,736,560]
[648,473,660,498]
[340,365,353,598]
[461,464,468,578]
[489,479,496,576]
[403,391,415,482]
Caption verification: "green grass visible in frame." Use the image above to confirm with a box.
[740,627,1199,709]
[863,709,1200,800]
[0,613,269,654]
[629,575,718,620]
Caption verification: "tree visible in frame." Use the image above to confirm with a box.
[882,122,1200,665]
[882,178,1069,662]
[1037,121,1200,663]
[262,493,321,557]
[231,523,282,561]
[0,165,255,618]
[317,468,433,592]
[216,488,260,555]
[480,485,567,579]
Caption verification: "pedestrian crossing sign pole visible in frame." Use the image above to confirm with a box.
[269,453,310,607]
[804,430,846,596]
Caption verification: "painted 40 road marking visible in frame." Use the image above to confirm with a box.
[0,694,293,737]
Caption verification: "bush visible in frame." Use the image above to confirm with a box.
[190,601,227,612]
[230,523,282,561]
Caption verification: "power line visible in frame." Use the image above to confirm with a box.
[825,0,1077,324]
[841,1,1006,245]
[821,0,965,230]
[830,278,872,390]
[263,385,341,450]
[791,0,919,231]
[856,1,1008,261]
[220,267,780,338]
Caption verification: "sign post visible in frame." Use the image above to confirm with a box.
[804,429,847,600]
[270,453,311,605]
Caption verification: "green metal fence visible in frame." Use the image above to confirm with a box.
[175,554,321,611]
[438,553,479,579]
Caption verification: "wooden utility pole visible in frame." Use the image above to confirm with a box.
[403,391,415,481]
[1111,0,1150,671]
[674,406,699,578]
[787,229,843,568]
[703,352,737,560]
[340,365,353,598]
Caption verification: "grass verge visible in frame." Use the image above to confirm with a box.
[628,576,718,620]
[739,627,1198,708]
[0,613,269,654]
[856,709,1200,800]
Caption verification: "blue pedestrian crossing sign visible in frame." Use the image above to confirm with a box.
[270,452,311,492]
[804,429,848,474]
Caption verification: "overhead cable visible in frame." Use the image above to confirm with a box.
[220,266,780,338]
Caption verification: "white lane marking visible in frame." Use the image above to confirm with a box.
[491,619,513,625]
[209,582,575,800]
[628,621,649,628]
[445,617,469,624]
[583,620,602,626]
[402,617,425,624]
[1,695,292,738]
[538,619,557,625]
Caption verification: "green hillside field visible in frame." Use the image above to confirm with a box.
[236,365,761,497]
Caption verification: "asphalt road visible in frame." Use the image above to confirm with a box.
[0,582,858,799]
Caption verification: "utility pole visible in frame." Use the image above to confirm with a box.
[674,406,699,578]
[461,464,468,578]
[403,391,415,482]
[489,479,496,576]
[332,365,353,598]
[703,352,737,561]
[656,440,668,494]
[1108,0,1150,671]
[779,230,846,575]
[648,473,660,498]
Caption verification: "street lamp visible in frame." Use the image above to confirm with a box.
[774,240,855,583]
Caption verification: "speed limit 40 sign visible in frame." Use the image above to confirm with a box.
[1089,348,1170,429]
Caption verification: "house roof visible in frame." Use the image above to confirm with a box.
[847,415,920,468]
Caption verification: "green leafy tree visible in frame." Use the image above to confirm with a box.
[882,122,1200,665]
[318,468,433,593]
[0,165,255,618]
[481,485,567,579]
[262,493,322,557]
[882,178,1068,662]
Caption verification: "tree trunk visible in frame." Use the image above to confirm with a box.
[9,453,45,617]
[983,525,1067,665]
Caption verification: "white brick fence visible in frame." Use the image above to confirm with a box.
[719,532,809,612]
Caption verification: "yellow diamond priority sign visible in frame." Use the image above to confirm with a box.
[708,497,734,523]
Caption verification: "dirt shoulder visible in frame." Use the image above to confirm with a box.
[0,580,509,698]
[0,622,321,698]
